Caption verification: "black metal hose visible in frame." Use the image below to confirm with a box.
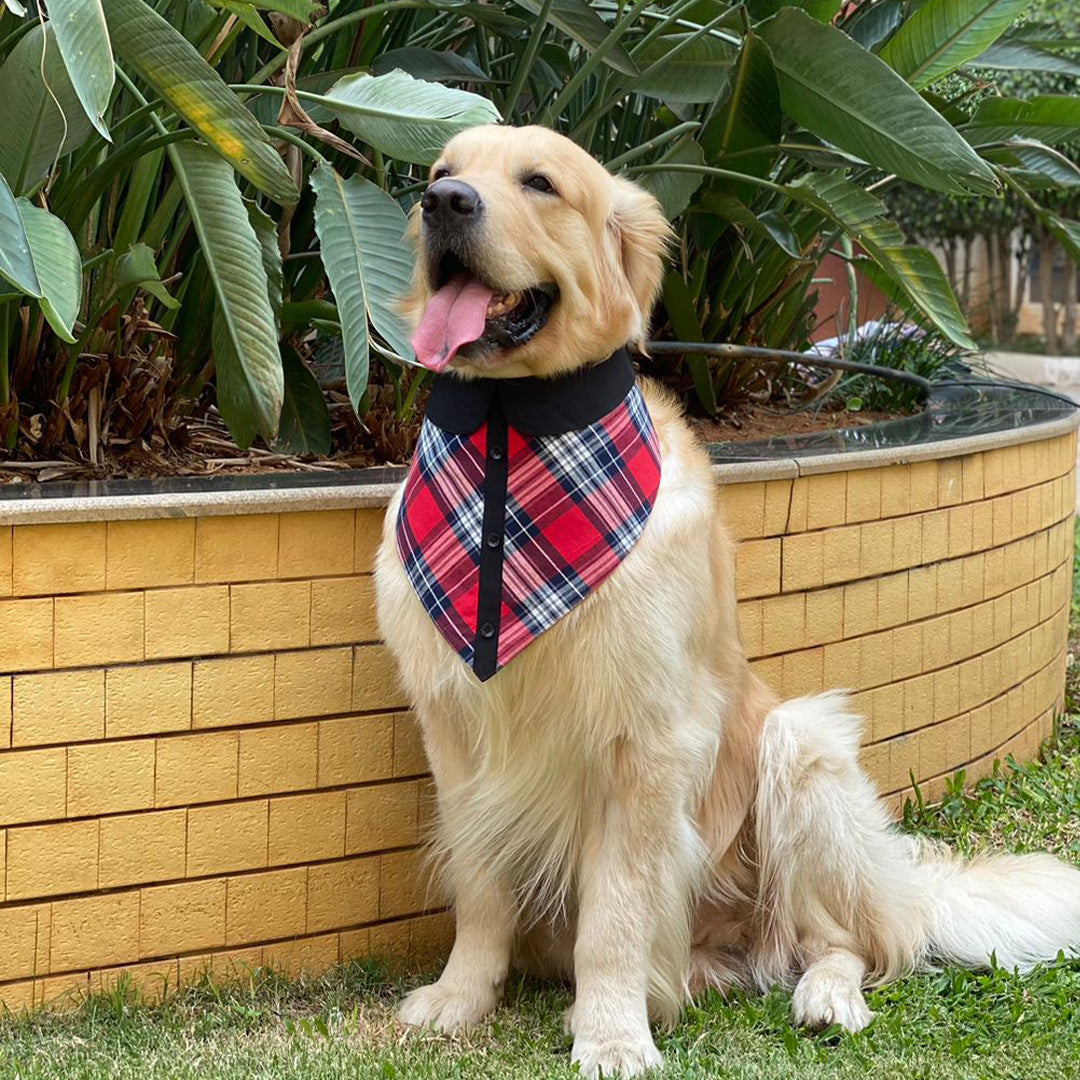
[644,340,934,400]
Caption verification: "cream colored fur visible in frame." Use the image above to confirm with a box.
[375,126,1080,1078]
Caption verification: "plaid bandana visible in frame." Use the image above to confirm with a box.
[395,349,662,681]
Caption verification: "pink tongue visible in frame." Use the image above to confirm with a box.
[411,275,494,372]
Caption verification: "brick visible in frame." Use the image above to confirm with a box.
[140,878,227,958]
[394,714,428,778]
[186,800,267,877]
[780,648,823,698]
[804,588,844,646]
[354,510,386,573]
[845,469,880,522]
[0,904,51,981]
[737,601,763,656]
[843,580,877,638]
[410,911,454,968]
[192,655,274,729]
[13,669,104,746]
[226,866,307,945]
[936,457,963,508]
[307,856,380,933]
[761,594,805,655]
[891,515,922,572]
[6,820,98,900]
[0,980,35,1014]
[786,478,809,532]
[318,715,395,788]
[263,932,339,978]
[0,527,10,597]
[936,560,964,613]
[107,519,195,590]
[878,465,910,519]
[870,683,904,741]
[876,573,908,630]
[353,645,408,712]
[860,632,892,689]
[54,592,144,668]
[145,586,230,660]
[155,731,238,807]
[781,533,823,592]
[106,662,192,738]
[345,781,418,855]
[948,504,974,559]
[279,510,355,579]
[902,674,935,733]
[229,581,310,654]
[268,791,346,864]
[0,677,9,749]
[68,740,155,817]
[0,597,54,673]
[238,722,318,797]
[340,927,372,962]
[858,521,894,578]
[734,539,781,599]
[310,577,379,646]
[821,527,860,586]
[908,461,938,512]
[805,472,848,530]
[13,522,106,596]
[51,892,140,971]
[275,647,353,720]
[195,515,279,584]
[99,809,187,888]
[380,848,429,920]
[823,639,860,690]
[920,510,949,564]
[718,483,764,540]
[762,480,791,535]
[370,919,412,969]
[0,748,66,826]
[35,972,90,1009]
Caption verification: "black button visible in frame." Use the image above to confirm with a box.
[489,444,504,461]
[486,531,502,548]
[480,622,496,639]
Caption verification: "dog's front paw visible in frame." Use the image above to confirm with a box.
[571,1031,663,1078]
[792,970,873,1033]
[397,979,499,1032]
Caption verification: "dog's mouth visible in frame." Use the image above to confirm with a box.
[411,252,558,373]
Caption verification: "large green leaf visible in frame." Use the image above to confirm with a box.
[0,25,96,195]
[787,174,976,349]
[0,172,39,297]
[275,344,331,455]
[513,0,635,75]
[102,0,298,206]
[846,0,903,51]
[207,0,318,21]
[371,47,491,82]
[749,0,842,22]
[116,242,180,309]
[171,142,282,443]
[633,32,735,103]
[637,136,704,218]
[310,163,414,414]
[49,0,115,140]
[970,39,1080,77]
[982,141,1080,189]
[16,199,82,342]
[702,31,780,169]
[877,0,1029,90]
[964,96,1080,146]
[661,270,714,416]
[758,8,998,195]
[317,69,500,165]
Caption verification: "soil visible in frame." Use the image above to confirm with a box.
[0,398,897,487]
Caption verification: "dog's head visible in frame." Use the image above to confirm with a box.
[403,125,671,379]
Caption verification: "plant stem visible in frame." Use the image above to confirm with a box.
[501,0,553,120]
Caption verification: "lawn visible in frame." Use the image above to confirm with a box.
[4,547,1080,1080]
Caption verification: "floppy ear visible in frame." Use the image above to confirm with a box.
[607,176,672,344]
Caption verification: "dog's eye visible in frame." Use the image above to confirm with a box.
[432,166,452,181]
[524,174,556,195]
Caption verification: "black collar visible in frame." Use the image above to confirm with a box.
[424,348,636,437]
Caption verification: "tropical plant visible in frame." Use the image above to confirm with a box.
[0,0,1078,464]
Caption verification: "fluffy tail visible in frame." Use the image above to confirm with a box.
[751,692,1080,988]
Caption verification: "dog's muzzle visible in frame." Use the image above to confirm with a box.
[420,178,483,233]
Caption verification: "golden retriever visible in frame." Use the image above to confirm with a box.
[374,125,1080,1078]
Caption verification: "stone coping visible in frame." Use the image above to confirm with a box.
[0,400,1076,527]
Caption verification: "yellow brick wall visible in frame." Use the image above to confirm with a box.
[0,430,1073,1011]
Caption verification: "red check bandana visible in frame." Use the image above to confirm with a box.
[395,350,661,681]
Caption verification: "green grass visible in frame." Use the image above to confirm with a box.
[3,536,1080,1079]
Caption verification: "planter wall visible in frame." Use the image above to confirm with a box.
[0,415,1074,1011]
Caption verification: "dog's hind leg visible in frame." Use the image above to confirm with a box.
[397,707,518,1032]
[791,948,872,1032]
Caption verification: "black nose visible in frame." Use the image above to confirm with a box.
[421,178,483,228]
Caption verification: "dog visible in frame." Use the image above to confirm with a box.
[373,124,1080,1078]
